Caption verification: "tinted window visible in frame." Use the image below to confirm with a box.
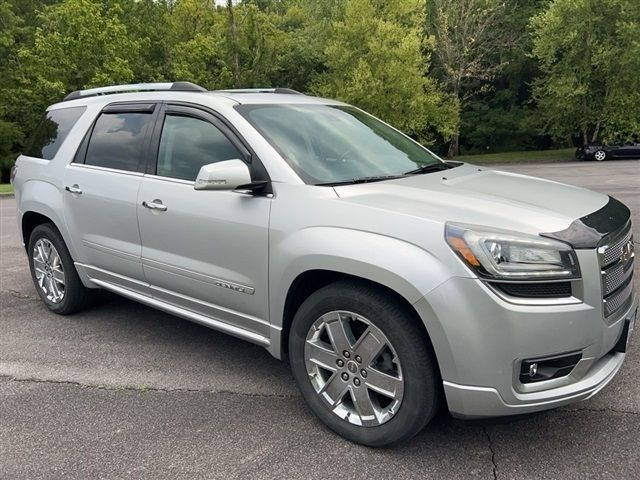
[85,112,153,172]
[24,106,86,160]
[156,114,243,181]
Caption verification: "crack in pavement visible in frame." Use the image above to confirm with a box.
[0,375,301,399]
[559,406,639,416]
[7,289,36,300]
[482,426,498,480]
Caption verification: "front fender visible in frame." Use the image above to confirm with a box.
[269,226,454,333]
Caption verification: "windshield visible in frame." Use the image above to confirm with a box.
[236,104,443,185]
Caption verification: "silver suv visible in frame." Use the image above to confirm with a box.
[12,82,636,446]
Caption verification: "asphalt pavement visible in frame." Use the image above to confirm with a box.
[1,160,639,479]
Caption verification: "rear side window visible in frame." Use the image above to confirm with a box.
[24,106,86,160]
[84,112,153,172]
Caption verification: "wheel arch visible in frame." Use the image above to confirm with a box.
[19,180,78,260]
[280,268,436,351]
[267,227,454,360]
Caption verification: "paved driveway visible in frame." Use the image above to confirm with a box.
[1,160,638,479]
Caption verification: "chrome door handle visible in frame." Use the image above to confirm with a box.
[65,185,83,195]
[142,200,168,212]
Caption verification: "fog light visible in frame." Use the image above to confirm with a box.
[520,352,582,384]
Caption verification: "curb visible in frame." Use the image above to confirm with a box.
[0,192,14,198]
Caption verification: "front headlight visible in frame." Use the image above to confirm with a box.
[445,223,580,280]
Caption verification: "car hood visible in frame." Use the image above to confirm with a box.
[333,163,609,237]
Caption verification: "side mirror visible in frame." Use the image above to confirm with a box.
[194,159,251,191]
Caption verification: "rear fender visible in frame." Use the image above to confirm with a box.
[19,180,79,260]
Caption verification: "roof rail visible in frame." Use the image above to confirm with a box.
[63,81,207,101]
[213,88,304,95]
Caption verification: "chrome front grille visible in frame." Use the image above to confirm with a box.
[599,222,635,319]
[604,279,634,317]
[602,252,634,295]
[602,225,633,266]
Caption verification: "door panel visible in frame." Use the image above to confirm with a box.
[137,106,271,336]
[137,176,271,335]
[62,104,157,293]
[64,166,146,289]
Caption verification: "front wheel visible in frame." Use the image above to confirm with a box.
[289,280,440,447]
[594,150,607,161]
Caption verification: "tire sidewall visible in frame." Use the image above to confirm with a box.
[289,282,438,447]
[27,224,78,314]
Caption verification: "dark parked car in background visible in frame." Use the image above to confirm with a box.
[576,143,640,161]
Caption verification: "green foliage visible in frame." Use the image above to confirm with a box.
[457,0,549,154]
[426,0,519,155]
[530,0,640,143]
[23,0,139,90]
[0,0,638,178]
[313,0,457,141]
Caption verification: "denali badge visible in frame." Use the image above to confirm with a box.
[214,279,255,295]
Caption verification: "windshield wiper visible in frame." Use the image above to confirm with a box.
[404,161,459,176]
[317,174,406,186]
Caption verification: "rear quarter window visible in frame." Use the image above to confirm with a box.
[24,106,86,160]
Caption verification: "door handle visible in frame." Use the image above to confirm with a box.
[65,185,83,195]
[142,200,168,212]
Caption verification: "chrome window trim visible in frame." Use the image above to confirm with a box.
[66,163,144,177]
[142,174,194,186]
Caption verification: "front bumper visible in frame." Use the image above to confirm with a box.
[414,248,635,418]
[443,347,626,418]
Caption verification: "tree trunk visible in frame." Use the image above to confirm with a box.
[448,82,461,158]
[447,132,459,158]
[227,0,241,88]
[582,129,588,146]
[591,120,601,143]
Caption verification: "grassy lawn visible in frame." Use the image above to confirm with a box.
[457,147,575,164]
[0,183,14,194]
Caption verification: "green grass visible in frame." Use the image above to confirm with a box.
[457,147,575,164]
[0,184,13,194]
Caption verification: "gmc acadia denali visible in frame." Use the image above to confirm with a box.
[11,82,636,446]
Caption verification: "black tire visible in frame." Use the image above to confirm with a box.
[27,223,94,315]
[289,279,440,447]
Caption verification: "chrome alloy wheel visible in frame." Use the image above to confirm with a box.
[304,311,404,426]
[32,238,65,303]
[594,150,606,161]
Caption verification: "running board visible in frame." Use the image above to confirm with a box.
[89,278,270,347]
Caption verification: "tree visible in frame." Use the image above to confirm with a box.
[110,0,173,82]
[427,0,516,156]
[164,0,231,89]
[4,0,141,141]
[0,0,62,180]
[530,0,640,144]
[458,0,548,154]
[266,0,345,92]
[313,0,457,142]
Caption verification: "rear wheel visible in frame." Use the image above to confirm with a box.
[594,150,607,161]
[289,280,440,447]
[28,223,94,314]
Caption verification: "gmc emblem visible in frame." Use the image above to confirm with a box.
[622,240,635,264]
